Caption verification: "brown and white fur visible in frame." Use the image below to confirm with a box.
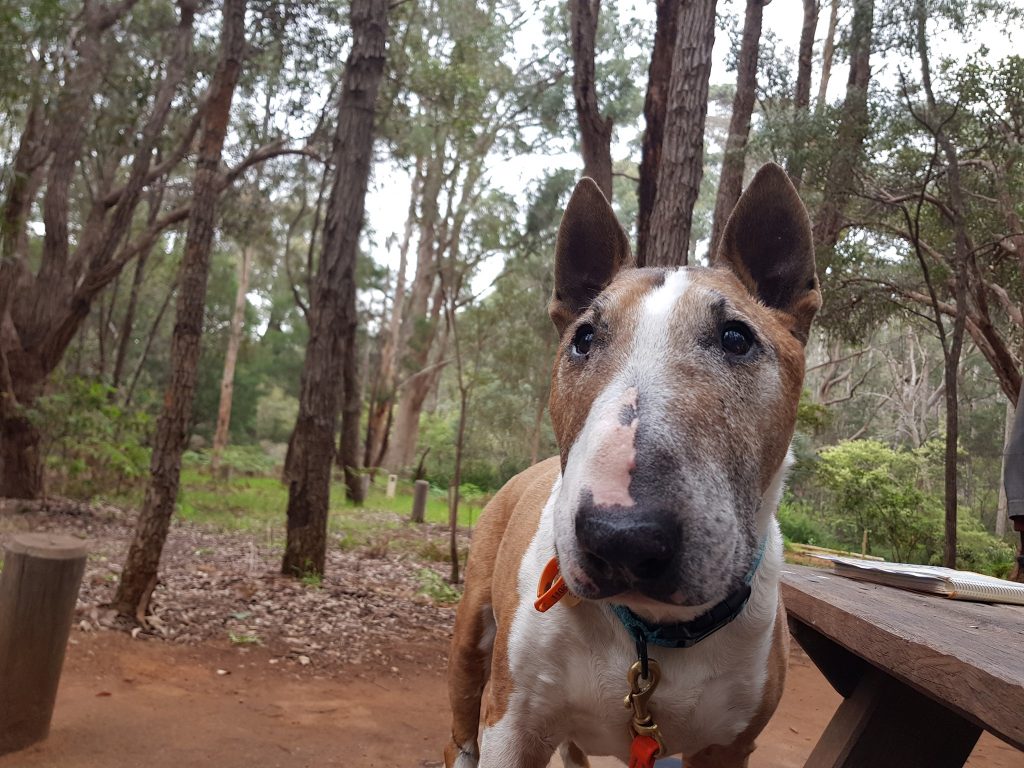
[445,163,821,768]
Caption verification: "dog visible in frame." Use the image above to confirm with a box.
[445,163,820,768]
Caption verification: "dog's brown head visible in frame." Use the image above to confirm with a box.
[547,163,820,614]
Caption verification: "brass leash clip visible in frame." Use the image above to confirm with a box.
[624,658,666,757]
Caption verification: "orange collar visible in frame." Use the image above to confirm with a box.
[535,557,581,611]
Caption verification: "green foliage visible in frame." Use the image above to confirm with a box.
[185,445,279,476]
[952,514,1016,577]
[796,390,831,434]
[29,377,151,498]
[416,568,461,604]
[817,440,942,562]
[777,498,833,548]
[254,386,299,443]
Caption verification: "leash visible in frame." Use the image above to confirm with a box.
[534,537,768,768]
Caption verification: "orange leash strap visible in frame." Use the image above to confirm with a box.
[628,734,661,768]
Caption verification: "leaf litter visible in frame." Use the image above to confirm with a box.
[0,497,463,673]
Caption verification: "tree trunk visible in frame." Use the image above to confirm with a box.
[384,284,446,470]
[943,301,966,568]
[569,0,613,200]
[636,0,680,267]
[112,184,165,391]
[787,0,818,189]
[339,330,364,502]
[449,383,468,584]
[644,0,718,268]
[282,0,388,578]
[815,0,840,112]
[0,402,45,500]
[812,0,874,268]
[364,173,418,472]
[210,244,252,474]
[123,279,177,410]
[113,0,246,619]
[997,398,1014,537]
[382,160,445,471]
[709,0,766,259]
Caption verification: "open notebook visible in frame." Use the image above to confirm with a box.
[814,555,1024,606]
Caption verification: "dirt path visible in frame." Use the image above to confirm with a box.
[1,633,1019,768]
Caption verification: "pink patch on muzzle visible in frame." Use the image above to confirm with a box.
[586,386,638,508]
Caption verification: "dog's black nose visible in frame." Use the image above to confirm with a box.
[575,505,679,588]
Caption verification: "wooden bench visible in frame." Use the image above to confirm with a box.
[781,565,1024,768]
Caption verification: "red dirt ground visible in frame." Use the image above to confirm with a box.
[1,632,1019,768]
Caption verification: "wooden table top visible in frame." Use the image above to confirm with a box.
[780,565,1024,751]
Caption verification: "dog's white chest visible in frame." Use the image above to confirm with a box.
[493,493,782,761]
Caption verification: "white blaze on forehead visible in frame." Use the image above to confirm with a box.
[588,386,638,507]
[643,268,690,319]
[559,269,694,516]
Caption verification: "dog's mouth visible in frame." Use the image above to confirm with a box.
[558,552,718,608]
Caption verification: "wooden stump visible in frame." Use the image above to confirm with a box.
[411,479,428,524]
[360,474,371,500]
[386,474,398,499]
[0,533,88,756]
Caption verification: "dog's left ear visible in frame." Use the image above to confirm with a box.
[549,178,632,334]
[714,163,821,342]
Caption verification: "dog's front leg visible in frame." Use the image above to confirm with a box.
[478,717,557,768]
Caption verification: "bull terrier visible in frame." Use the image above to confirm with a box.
[445,163,820,768]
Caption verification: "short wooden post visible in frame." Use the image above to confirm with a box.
[411,479,428,523]
[360,474,371,500]
[0,533,88,756]
[386,474,398,499]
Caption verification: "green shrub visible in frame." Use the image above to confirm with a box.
[29,377,152,498]
[817,440,942,562]
[416,568,461,604]
[951,514,1016,576]
[777,499,831,546]
[186,445,277,476]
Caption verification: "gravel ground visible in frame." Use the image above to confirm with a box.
[0,497,462,671]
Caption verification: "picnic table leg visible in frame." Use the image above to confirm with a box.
[791,618,983,768]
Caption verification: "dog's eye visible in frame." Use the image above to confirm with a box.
[721,322,754,356]
[571,323,595,357]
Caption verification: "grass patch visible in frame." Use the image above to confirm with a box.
[173,470,479,535]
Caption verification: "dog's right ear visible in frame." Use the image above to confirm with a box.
[549,178,632,333]
[714,163,820,343]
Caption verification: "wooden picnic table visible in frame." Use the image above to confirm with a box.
[780,565,1024,768]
